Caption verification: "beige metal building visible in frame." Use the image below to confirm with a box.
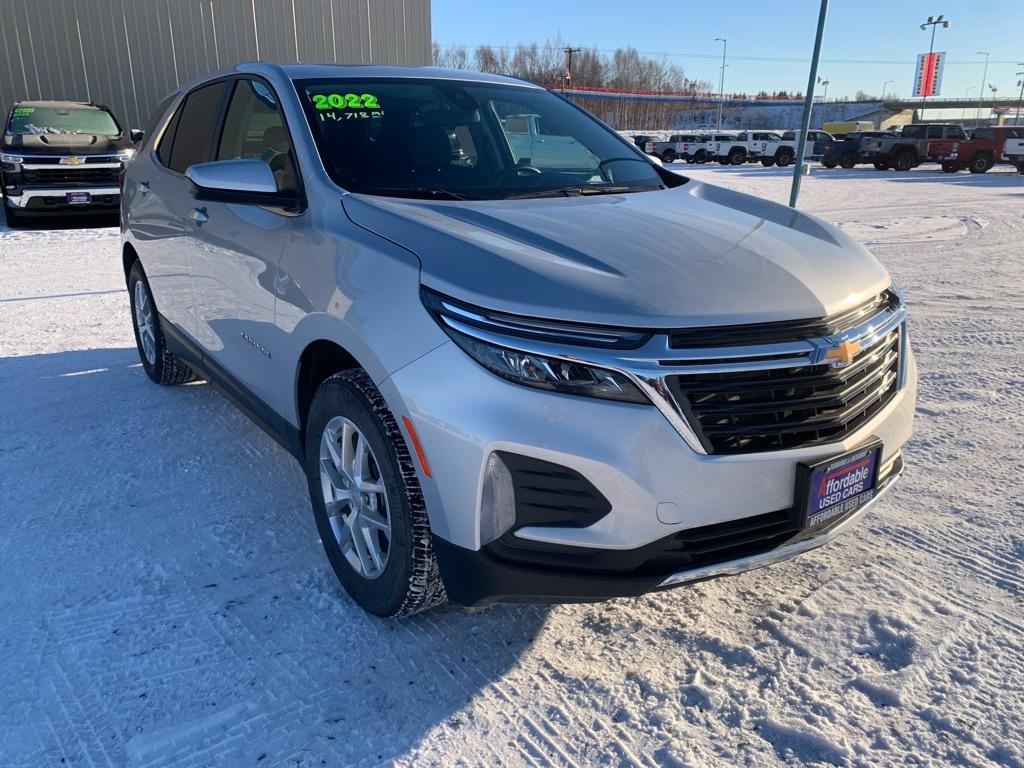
[0,0,432,129]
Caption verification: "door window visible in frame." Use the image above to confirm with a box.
[166,82,226,174]
[217,78,298,191]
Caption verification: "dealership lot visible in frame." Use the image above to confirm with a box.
[1,166,1022,766]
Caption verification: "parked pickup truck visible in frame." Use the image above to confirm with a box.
[1005,135,1024,173]
[930,126,1024,174]
[820,131,892,169]
[502,113,596,170]
[648,133,710,163]
[1,100,141,225]
[860,124,967,171]
[714,131,779,165]
[758,130,835,167]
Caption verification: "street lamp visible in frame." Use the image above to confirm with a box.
[962,85,975,122]
[818,76,830,103]
[715,38,727,132]
[881,79,893,102]
[975,51,990,123]
[918,15,950,121]
[1016,64,1024,124]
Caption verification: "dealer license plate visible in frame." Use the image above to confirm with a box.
[66,192,91,205]
[797,440,882,532]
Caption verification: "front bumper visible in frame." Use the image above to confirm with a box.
[4,186,121,212]
[382,329,917,604]
[434,454,903,606]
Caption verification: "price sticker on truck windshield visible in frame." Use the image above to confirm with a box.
[308,92,383,122]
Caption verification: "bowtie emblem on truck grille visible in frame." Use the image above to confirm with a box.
[824,339,862,368]
[59,156,86,165]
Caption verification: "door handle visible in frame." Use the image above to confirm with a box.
[190,207,208,225]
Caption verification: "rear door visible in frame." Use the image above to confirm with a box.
[133,81,227,338]
[187,76,303,407]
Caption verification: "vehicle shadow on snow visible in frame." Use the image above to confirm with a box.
[0,346,552,764]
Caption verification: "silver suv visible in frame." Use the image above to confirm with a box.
[122,63,916,617]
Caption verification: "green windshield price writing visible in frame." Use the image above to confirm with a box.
[13,107,35,115]
[311,93,380,110]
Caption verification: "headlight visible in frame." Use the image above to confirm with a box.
[0,152,24,166]
[116,149,136,162]
[422,288,651,405]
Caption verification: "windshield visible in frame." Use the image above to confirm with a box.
[7,106,120,135]
[297,78,664,200]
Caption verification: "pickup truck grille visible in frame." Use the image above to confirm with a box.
[668,324,901,454]
[21,167,121,185]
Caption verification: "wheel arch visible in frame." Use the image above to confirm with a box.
[295,338,362,445]
[122,242,140,285]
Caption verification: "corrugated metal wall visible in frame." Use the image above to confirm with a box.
[0,0,431,128]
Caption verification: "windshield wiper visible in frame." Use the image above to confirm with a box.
[505,184,650,200]
[357,186,474,201]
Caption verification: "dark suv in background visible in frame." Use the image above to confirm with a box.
[1,100,140,226]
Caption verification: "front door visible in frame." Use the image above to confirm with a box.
[187,77,301,409]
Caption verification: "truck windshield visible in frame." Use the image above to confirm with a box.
[297,78,664,200]
[7,106,120,135]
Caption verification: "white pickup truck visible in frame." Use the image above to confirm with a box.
[647,133,710,164]
[1004,137,1024,173]
[758,130,835,167]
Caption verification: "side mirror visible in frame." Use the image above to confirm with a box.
[186,158,297,208]
[129,128,145,143]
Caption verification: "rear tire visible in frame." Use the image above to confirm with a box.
[821,158,837,169]
[1018,162,1024,174]
[839,152,856,169]
[873,161,890,171]
[760,158,775,167]
[729,150,746,165]
[941,161,960,173]
[893,150,915,172]
[662,150,676,163]
[776,152,792,168]
[127,261,199,386]
[695,149,707,163]
[968,154,992,173]
[304,369,446,618]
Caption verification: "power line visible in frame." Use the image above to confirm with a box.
[433,42,1019,67]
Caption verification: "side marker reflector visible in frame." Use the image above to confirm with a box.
[401,415,432,478]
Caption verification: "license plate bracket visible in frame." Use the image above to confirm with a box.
[66,192,92,205]
[795,439,883,533]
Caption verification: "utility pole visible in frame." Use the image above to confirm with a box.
[918,15,950,122]
[1016,65,1024,124]
[562,47,581,93]
[975,51,990,123]
[962,86,975,122]
[789,0,829,209]
[715,38,727,132]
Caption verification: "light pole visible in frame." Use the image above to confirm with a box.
[715,37,727,132]
[975,51,990,123]
[881,79,893,102]
[962,85,975,122]
[790,0,829,208]
[918,15,950,122]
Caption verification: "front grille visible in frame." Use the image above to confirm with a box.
[669,325,901,454]
[668,290,898,348]
[21,167,120,185]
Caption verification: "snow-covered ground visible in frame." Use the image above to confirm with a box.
[1,165,1022,767]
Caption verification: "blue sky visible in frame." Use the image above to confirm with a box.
[432,1,1024,101]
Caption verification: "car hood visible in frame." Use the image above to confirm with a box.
[2,133,132,154]
[342,181,890,328]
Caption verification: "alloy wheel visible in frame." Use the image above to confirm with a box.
[319,416,392,579]
[133,280,157,365]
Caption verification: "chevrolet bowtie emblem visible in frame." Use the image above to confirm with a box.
[60,156,86,165]
[825,339,861,367]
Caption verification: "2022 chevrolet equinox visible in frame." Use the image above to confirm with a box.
[121,63,916,617]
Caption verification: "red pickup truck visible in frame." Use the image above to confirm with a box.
[929,126,1024,174]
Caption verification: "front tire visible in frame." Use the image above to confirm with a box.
[304,370,446,618]
[662,150,676,163]
[760,158,776,167]
[893,150,915,171]
[941,161,960,173]
[775,152,793,168]
[873,161,890,171]
[839,152,857,169]
[127,261,199,386]
[729,150,746,165]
